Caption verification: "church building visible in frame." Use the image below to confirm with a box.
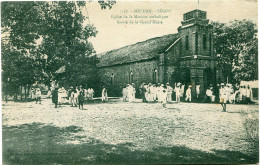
[97,9,223,97]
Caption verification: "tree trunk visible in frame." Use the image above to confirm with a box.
[20,86,23,100]
[24,85,27,99]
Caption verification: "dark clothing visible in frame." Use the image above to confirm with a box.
[52,89,58,107]
[78,90,85,109]
[140,86,147,102]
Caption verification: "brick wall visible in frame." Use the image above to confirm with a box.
[97,59,160,97]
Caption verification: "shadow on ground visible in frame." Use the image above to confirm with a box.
[3,123,258,164]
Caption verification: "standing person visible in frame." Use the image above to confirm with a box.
[174,83,181,103]
[68,87,73,105]
[90,88,94,100]
[35,88,41,104]
[196,82,200,100]
[166,83,173,102]
[219,83,227,112]
[127,84,133,102]
[185,85,192,102]
[205,86,213,103]
[139,83,146,102]
[132,83,136,102]
[158,84,165,102]
[102,86,108,102]
[161,89,167,108]
[147,83,152,102]
[78,87,85,109]
[70,89,75,107]
[52,88,58,108]
[246,85,253,104]
[122,85,127,102]
[156,83,161,101]
[144,83,149,102]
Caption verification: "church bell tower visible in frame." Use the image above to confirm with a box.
[177,9,220,98]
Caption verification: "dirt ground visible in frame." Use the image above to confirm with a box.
[2,99,259,164]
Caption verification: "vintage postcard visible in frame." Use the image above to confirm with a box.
[1,0,258,164]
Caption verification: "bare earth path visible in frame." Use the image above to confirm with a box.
[2,99,259,164]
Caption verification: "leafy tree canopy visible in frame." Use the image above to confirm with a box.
[212,19,258,83]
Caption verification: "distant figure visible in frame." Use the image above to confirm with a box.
[205,87,213,103]
[127,84,134,102]
[161,89,167,108]
[122,86,127,102]
[219,83,227,112]
[166,83,173,102]
[52,88,58,108]
[246,85,253,104]
[35,88,41,104]
[68,87,73,104]
[139,83,146,102]
[102,87,108,102]
[78,87,85,109]
[71,89,78,107]
[131,83,136,102]
[174,83,181,103]
[196,83,200,99]
[185,85,192,102]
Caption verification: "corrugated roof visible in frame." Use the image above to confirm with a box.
[97,33,179,67]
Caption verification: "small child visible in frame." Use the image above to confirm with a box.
[162,89,167,108]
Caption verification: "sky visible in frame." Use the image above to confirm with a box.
[83,0,258,54]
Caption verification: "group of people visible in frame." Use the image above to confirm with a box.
[138,82,192,104]
[218,83,253,112]
[51,86,95,109]
[48,81,253,111]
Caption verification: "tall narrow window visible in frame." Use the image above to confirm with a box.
[129,72,133,84]
[111,74,115,85]
[209,34,212,54]
[153,69,158,84]
[185,35,189,50]
[195,32,198,55]
[203,34,207,49]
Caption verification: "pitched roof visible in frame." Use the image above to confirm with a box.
[97,33,179,67]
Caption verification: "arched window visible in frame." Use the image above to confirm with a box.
[195,32,198,54]
[203,34,207,49]
[153,69,159,84]
[185,35,189,50]
[129,72,133,84]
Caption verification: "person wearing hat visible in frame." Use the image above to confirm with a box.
[174,82,181,103]
[166,83,173,102]
[35,88,42,104]
[52,87,59,108]
[219,83,227,112]
[185,85,192,102]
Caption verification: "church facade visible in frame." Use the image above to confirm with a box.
[97,9,223,97]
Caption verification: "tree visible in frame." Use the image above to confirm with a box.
[212,20,258,83]
[1,1,116,98]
